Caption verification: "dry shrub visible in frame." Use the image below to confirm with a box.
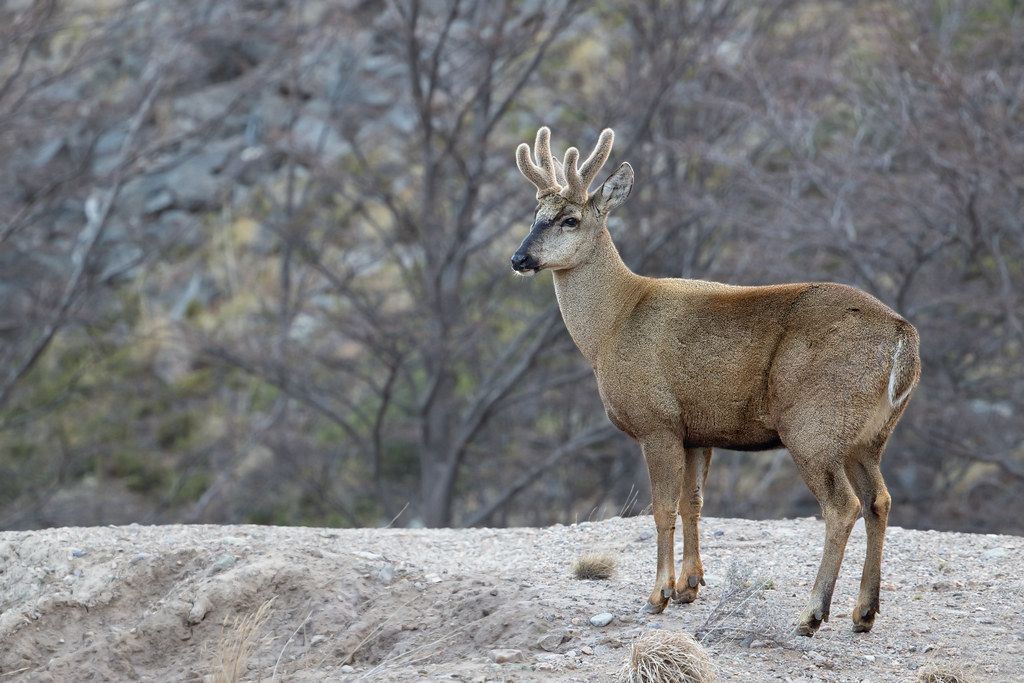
[621,630,719,683]
[206,598,275,683]
[694,561,787,646]
[573,551,617,580]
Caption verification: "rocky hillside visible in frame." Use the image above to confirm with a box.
[2,1,1023,534]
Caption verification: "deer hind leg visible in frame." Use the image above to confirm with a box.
[844,444,891,633]
[640,431,685,614]
[790,449,861,637]
[673,446,712,604]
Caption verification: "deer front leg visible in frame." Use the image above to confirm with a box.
[674,446,712,604]
[640,431,685,614]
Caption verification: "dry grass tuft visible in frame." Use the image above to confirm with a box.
[573,551,617,580]
[621,630,718,683]
[207,598,275,683]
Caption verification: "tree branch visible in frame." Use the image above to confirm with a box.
[0,72,164,412]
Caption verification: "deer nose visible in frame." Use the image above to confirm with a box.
[510,252,534,272]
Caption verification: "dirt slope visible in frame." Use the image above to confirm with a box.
[1,516,1021,681]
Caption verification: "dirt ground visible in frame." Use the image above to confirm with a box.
[1,515,1021,682]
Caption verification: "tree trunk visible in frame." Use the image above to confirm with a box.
[420,453,459,527]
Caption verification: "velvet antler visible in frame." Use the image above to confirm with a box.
[516,127,562,200]
[560,128,613,204]
[516,127,614,204]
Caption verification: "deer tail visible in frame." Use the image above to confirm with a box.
[887,323,920,409]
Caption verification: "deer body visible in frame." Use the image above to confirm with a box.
[512,127,920,636]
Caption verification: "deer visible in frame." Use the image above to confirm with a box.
[510,126,920,636]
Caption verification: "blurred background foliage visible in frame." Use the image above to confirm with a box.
[1,0,1021,533]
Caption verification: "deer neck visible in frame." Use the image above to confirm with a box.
[552,227,645,364]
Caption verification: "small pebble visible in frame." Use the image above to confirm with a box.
[351,551,384,561]
[489,649,524,664]
[807,650,828,666]
[188,595,213,625]
[537,632,568,651]
[589,612,614,627]
[207,554,236,575]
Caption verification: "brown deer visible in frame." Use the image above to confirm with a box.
[510,127,920,636]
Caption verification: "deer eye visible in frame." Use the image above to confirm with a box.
[561,217,579,228]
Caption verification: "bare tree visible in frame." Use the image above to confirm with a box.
[2,0,1020,534]
[192,0,614,527]
[683,0,1024,531]
[0,1,171,524]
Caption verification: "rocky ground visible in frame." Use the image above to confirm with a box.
[1,516,1021,682]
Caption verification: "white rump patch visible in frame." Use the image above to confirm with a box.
[887,338,912,408]
[858,337,913,444]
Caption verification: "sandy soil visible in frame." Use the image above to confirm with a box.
[1,516,1021,682]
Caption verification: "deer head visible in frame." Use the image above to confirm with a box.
[511,127,633,274]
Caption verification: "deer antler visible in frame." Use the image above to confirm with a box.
[516,127,562,200]
[561,128,614,204]
[516,127,614,204]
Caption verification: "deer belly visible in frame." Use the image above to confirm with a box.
[681,402,781,451]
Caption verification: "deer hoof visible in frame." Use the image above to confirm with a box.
[642,589,670,614]
[796,608,826,637]
[671,591,697,605]
[795,616,821,637]
[670,575,704,604]
[852,605,877,633]
[671,585,697,604]
[641,600,666,615]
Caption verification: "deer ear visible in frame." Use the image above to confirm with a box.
[591,162,633,216]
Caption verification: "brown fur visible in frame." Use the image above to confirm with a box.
[511,127,920,636]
